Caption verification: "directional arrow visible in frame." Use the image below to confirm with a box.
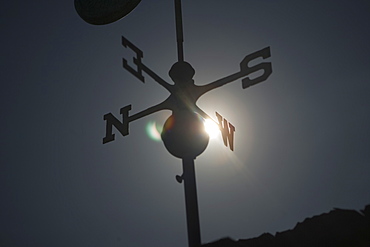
[103,36,272,152]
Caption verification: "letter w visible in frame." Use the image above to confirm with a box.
[216,112,235,151]
[103,105,131,144]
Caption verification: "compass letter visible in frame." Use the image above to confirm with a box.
[122,36,145,82]
[103,105,131,144]
[240,47,272,89]
[216,112,235,151]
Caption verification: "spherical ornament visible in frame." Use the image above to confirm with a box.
[161,112,209,159]
[169,61,195,84]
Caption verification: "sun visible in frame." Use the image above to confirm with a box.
[203,118,220,139]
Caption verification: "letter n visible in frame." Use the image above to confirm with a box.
[216,112,236,151]
[103,105,131,144]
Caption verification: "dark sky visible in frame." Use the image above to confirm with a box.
[1,1,370,246]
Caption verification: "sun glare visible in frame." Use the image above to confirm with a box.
[204,118,220,139]
[146,121,162,141]
[147,118,220,141]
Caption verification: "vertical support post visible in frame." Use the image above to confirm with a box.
[182,157,201,247]
[174,1,200,246]
[174,0,184,62]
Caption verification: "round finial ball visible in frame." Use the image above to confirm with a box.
[169,61,195,84]
[161,112,209,159]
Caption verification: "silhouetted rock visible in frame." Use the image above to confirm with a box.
[239,233,275,247]
[202,237,239,247]
[203,204,370,247]
[361,204,370,221]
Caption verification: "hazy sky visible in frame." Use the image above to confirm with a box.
[1,1,370,247]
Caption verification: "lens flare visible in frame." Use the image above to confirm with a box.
[146,118,219,141]
[146,121,162,141]
[204,118,220,139]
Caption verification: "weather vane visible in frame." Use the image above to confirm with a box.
[75,1,272,246]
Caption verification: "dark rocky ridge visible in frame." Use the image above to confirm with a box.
[202,204,370,247]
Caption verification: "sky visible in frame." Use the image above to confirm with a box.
[1,0,370,246]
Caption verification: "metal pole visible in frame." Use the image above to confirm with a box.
[182,157,201,247]
[174,0,184,62]
[174,1,200,246]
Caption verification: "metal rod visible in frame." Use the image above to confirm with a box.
[174,0,184,62]
[182,157,201,247]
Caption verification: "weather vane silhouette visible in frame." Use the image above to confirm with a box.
[75,1,272,246]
